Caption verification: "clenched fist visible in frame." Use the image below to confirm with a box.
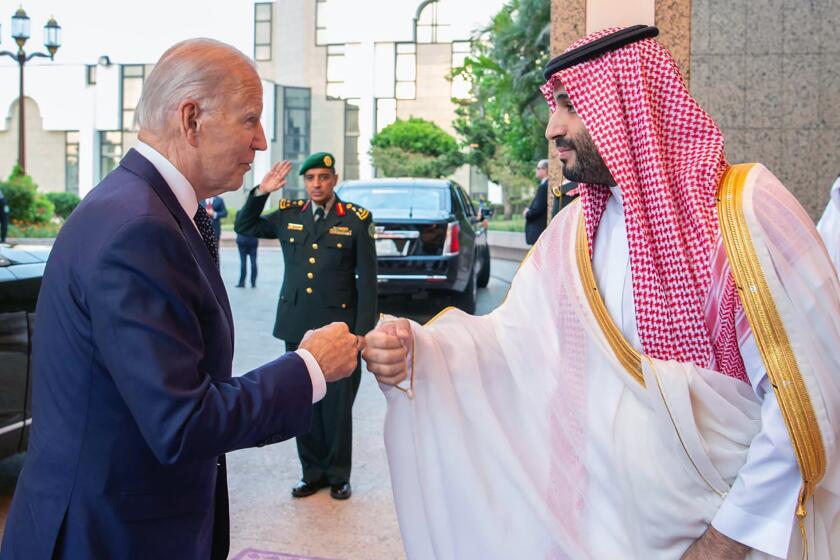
[362,318,412,385]
[299,322,364,382]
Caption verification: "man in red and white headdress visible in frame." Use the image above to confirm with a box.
[363,26,840,559]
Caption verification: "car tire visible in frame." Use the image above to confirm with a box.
[476,246,491,288]
[452,266,477,314]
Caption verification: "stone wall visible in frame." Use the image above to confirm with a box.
[690,0,840,219]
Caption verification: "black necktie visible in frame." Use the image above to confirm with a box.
[194,205,219,268]
[314,206,326,235]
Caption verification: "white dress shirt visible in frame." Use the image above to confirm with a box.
[592,186,800,558]
[134,141,326,403]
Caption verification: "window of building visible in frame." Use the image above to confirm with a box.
[451,41,471,100]
[121,64,145,131]
[415,0,451,44]
[375,98,397,132]
[395,43,416,100]
[344,99,360,180]
[85,64,96,85]
[315,0,328,46]
[65,131,79,194]
[283,87,311,184]
[100,131,123,180]
[254,2,273,61]
[326,44,346,100]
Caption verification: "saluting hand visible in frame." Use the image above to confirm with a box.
[299,322,365,382]
[362,318,412,386]
[257,160,293,195]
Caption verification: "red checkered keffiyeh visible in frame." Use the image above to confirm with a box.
[541,28,748,382]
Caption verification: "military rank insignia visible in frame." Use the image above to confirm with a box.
[354,207,370,221]
[329,226,352,236]
[279,199,291,210]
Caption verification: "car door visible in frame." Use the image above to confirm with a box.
[0,272,31,458]
[451,185,476,287]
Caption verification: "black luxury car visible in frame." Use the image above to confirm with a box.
[0,244,48,460]
[337,178,491,313]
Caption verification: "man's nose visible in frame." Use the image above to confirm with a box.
[545,110,566,142]
[252,121,268,151]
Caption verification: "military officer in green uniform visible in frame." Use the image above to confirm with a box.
[235,152,377,500]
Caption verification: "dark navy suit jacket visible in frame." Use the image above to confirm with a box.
[0,149,313,560]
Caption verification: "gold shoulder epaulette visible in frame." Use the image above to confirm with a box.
[279,199,305,210]
[354,206,370,221]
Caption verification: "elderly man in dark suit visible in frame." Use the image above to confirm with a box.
[0,39,362,560]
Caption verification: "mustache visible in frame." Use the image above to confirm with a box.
[554,138,575,150]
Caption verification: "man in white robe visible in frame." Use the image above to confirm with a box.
[363,26,840,560]
[817,176,840,275]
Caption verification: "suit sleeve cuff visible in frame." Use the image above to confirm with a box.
[711,498,794,559]
[294,348,326,403]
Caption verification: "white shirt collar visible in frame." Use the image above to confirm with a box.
[135,141,199,226]
[311,195,336,217]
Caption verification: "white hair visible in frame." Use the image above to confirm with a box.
[135,38,257,133]
[537,159,549,170]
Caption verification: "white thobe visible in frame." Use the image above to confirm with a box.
[816,177,840,275]
[592,186,801,558]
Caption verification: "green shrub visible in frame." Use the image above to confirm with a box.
[2,179,36,222]
[45,192,81,219]
[31,196,55,224]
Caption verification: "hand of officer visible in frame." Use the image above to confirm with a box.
[299,322,363,383]
[362,318,412,386]
[257,160,293,195]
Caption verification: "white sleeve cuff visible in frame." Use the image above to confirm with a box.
[294,348,326,403]
[712,492,794,559]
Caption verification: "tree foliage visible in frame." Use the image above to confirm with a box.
[451,0,551,213]
[370,117,464,178]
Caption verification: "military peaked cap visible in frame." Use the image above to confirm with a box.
[299,152,336,175]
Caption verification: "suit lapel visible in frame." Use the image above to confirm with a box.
[119,149,234,341]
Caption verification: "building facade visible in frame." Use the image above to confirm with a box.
[0,0,490,214]
[3,0,833,219]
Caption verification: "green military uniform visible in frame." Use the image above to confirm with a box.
[234,153,377,488]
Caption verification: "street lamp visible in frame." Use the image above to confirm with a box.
[0,7,61,175]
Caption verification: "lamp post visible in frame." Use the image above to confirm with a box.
[0,7,61,175]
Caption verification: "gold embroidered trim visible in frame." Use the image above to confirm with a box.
[717,163,825,533]
[576,214,645,385]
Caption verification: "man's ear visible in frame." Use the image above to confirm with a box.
[179,99,200,147]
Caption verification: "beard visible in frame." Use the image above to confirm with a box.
[557,133,615,186]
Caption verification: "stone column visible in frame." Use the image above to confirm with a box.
[548,0,586,221]
[655,0,692,85]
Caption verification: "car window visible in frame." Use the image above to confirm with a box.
[338,185,450,219]
[460,187,477,217]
